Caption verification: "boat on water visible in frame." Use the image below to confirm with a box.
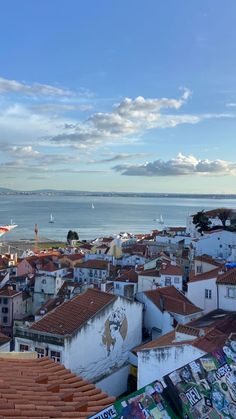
[153,214,164,224]
[0,224,17,238]
[49,214,55,223]
[91,203,95,209]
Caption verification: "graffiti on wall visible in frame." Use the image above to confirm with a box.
[102,307,128,357]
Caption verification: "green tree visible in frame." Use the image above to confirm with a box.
[216,208,233,229]
[67,230,79,243]
[192,210,212,235]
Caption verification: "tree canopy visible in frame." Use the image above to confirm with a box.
[67,230,79,243]
[192,210,212,235]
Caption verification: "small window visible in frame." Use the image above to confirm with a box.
[35,347,45,358]
[196,266,202,274]
[165,277,171,286]
[0,298,2,304]
[227,287,236,299]
[3,316,8,323]
[2,307,8,314]
[50,350,61,363]
[41,279,46,284]
[115,283,120,289]
[3,298,8,305]
[174,277,180,284]
[205,289,212,299]
[20,344,29,352]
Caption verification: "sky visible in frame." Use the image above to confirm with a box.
[0,0,236,193]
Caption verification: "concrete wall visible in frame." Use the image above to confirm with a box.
[136,293,173,335]
[95,364,130,397]
[137,344,205,388]
[218,284,236,311]
[187,278,217,313]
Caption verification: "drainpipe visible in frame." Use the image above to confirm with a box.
[216,282,219,309]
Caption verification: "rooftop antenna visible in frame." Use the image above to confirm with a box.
[34,224,39,254]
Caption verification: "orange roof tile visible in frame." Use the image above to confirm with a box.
[0,356,115,418]
[31,289,117,336]
[144,286,202,315]
[216,267,236,284]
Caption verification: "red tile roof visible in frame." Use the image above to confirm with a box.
[114,270,138,283]
[139,269,160,277]
[133,331,193,352]
[0,356,115,418]
[144,286,202,315]
[31,289,117,336]
[40,262,59,272]
[189,267,223,283]
[216,267,236,285]
[195,254,223,267]
[78,260,108,270]
[0,288,21,297]
[159,263,183,276]
[0,331,11,345]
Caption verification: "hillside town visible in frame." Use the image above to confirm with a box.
[0,208,236,418]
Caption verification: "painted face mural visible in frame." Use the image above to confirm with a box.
[102,307,128,356]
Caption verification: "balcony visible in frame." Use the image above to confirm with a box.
[14,325,64,346]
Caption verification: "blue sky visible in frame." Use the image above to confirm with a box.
[0,0,236,193]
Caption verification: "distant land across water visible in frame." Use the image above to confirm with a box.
[1,192,236,242]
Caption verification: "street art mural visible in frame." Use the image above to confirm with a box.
[90,337,236,418]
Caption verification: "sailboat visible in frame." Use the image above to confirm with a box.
[49,214,55,223]
[153,214,164,224]
[91,203,95,209]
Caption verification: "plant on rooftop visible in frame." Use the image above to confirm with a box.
[192,210,212,235]
[216,208,233,229]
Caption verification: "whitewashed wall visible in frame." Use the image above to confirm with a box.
[187,278,217,313]
[218,284,236,311]
[137,344,205,388]
[95,364,130,397]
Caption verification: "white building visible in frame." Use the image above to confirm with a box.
[135,310,236,389]
[193,230,236,259]
[136,286,202,337]
[15,288,143,397]
[217,267,236,311]
[74,260,109,283]
[187,268,220,313]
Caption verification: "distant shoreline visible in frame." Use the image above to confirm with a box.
[0,190,236,199]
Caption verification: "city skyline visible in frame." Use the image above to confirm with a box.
[1,0,236,193]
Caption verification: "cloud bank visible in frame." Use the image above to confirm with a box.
[113,153,236,176]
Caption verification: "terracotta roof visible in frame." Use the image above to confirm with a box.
[189,267,223,283]
[139,269,160,277]
[159,263,183,276]
[0,288,21,297]
[114,270,138,283]
[31,289,117,336]
[191,208,234,218]
[133,331,193,353]
[78,260,108,270]
[144,286,202,315]
[60,254,84,261]
[175,324,201,337]
[40,262,59,272]
[0,356,115,418]
[0,331,11,345]
[194,254,223,266]
[216,267,236,284]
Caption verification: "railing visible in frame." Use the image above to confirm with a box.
[14,327,64,346]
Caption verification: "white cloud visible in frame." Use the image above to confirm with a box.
[0,76,72,97]
[113,153,236,176]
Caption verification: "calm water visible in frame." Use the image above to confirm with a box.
[1,195,236,241]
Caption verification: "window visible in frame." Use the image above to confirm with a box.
[0,298,2,304]
[205,289,212,299]
[174,277,180,284]
[2,307,8,313]
[227,287,236,299]
[3,316,8,323]
[41,279,46,284]
[35,347,45,358]
[50,350,61,363]
[3,298,8,305]
[196,266,202,274]
[20,344,29,352]
[115,283,120,289]
[165,277,171,286]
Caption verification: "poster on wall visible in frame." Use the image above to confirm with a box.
[164,338,236,418]
[89,380,178,419]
